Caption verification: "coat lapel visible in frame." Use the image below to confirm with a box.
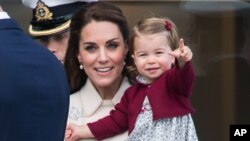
[79,77,131,117]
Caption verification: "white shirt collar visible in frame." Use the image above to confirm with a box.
[78,77,131,117]
[0,12,10,19]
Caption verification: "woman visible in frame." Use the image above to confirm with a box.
[64,2,133,141]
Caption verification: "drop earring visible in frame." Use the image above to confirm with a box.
[79,64,83,70]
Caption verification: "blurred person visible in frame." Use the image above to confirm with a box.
[22,0,96,64]
[0,5,69,141]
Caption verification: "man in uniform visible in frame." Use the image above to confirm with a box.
[22,0,96,64]
[0,5,69,141]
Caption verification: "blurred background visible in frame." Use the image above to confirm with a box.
[1,0,250,141]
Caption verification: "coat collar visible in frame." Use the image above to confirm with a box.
[78,77,131,117]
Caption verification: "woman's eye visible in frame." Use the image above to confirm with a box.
[84,45,97,52]
[107,42,118,49]
[138,53,147,57]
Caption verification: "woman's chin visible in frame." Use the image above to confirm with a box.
[93,79,115,88]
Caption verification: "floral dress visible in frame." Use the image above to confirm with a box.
[126,96,198,141]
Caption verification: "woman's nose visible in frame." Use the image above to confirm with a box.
[98,49,108,63]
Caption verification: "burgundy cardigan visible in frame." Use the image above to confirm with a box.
[88,61,195,140]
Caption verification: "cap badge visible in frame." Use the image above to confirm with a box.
[35,0,53,21]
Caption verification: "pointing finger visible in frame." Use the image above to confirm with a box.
[179,38,185,52]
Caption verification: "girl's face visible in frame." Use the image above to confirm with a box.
[78,21,128,88]
[133,34,175,83]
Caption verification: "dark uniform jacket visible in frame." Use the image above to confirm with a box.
[0,18,69,141]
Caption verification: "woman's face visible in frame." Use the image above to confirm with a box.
[78,21,128,88]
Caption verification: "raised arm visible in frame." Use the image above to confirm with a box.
[167,38,195,97]
[168,38,193,68]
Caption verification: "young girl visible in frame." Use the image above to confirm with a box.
[65,17,198,141]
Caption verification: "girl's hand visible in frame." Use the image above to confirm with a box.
[65,129,72,140]
[65,123,81,141]
[65,123,94,141]
[168,38,193,68]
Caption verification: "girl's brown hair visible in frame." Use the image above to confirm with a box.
[127,17,180,77]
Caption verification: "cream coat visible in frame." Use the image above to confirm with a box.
[67,77,131,141]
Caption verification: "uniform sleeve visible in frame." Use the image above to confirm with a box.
[87,90,130,140]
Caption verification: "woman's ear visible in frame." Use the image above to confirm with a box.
[77,54,82,63]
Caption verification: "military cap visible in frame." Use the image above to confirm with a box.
[22,0,97,37]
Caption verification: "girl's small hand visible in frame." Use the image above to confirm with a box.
[168,38,193,68]
[65,123,94,141]
[65,129,72,140]
[65,123,81,141]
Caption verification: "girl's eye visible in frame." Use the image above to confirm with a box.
[84,45,97,52]
[155,51,164,56]
[107,42,118,50]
